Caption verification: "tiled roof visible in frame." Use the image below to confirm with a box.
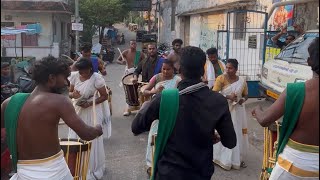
[1,1,72,13]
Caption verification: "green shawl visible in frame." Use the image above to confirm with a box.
[150,89,179,180]
[277,82,305,158]
[134,51,141,68]
[4,93,30,172]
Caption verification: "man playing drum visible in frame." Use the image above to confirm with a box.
[1,56,103,180]
[252,37,319,179]
[116,40,145,75]
[132,46,237,180]
[121,44,163,116]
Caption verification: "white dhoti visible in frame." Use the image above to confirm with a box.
[68,72,110,180]
[270,140,319,180]
[10,150,73,180]
[213,77,249,170]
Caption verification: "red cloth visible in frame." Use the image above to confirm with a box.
[1,148,11,173]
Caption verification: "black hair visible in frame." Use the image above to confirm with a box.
[31,56,70,85]
[180,46,206,79]
[75,57,93,71]
[148,43,157,48]
[206,48,218,55]
[80,42,92,53]
[1,62,10,69]
[70,51,76,59]
[162,59,175,69]
[226,59,239,70]
[287,34,295,40]
[308,37,319,75]
[172,39,183,46]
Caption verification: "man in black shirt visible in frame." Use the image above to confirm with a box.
[132,46,236,180]
[132,44,163,83]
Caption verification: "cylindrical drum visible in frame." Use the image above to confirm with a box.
[60,139,92,180]
[122,73,140,107]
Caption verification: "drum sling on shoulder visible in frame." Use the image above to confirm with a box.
[150,89,179,180]
[4,93,30,172]
[134,51,141,68]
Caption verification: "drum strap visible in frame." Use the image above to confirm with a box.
[277,83,305,159]
[4,93,30,172]
[151,89,179,180]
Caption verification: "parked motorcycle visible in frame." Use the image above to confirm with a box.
[102,46,115,63]
[1,83,20,103]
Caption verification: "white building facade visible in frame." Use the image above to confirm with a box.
[1,0,72,60]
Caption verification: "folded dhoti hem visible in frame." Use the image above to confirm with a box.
[287,138,319,153]
[276,143,319,178]
[278,156,319,177]
[18,150,63,165]
[11,150,73,180]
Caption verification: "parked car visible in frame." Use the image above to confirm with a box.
[259,30,319,100]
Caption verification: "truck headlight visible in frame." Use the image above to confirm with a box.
[294,78,306,83]
[262,67,268,79]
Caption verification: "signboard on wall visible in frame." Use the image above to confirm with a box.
[248,35,257,49]
[130,0,151,11]
[72,23,83,31]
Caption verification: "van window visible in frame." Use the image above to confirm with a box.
[275,33,319,65]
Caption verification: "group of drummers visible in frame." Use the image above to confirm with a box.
[118,37,319,180]
[1,34,319,180]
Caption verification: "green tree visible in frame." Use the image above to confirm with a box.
[79,0,131,42]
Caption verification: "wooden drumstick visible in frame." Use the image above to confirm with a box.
[92,90,97,126]
[117,48,126,62]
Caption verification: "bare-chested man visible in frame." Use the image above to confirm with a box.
[167,39,183,73]
[117,40,145,75]
[252,37,319,179]
[1,56,103,180]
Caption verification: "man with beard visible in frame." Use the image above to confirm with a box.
[122,44,163,116]
[202,48,226,89]
[167,39,183,73]
[1,56,103,180]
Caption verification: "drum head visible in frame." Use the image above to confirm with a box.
[60,138,91,153]
[122,73,142,85]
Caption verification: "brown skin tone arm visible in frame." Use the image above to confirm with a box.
[143,79,157,96]
[272,27,287,43]
[252,90,286,127]
[59,97,102,141]
[90,86,108,105]
[116,50,127,65]
[69,85,108,107]
[98,58,107,76]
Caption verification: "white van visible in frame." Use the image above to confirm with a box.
[259,30,319,100]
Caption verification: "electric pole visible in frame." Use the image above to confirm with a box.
[75,0,79,52]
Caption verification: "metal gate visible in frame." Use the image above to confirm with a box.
[218,10,268,98]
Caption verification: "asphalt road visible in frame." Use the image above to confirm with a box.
[59,23,274,180]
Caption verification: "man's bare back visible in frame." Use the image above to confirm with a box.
[1,90,102,160]
[291,78,319,146]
